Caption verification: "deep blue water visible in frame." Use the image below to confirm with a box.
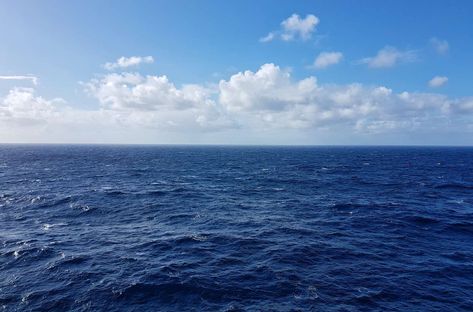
[1,145,473,311]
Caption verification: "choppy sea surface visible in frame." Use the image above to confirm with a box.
[1,145,473,311]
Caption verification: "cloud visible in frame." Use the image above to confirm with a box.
[429,76,448,88]
[260,14,319,42]
[2,63,473,143]
[219,63,317,113]
[259,32,276,43]
[218,63,472,132]
[104,56,154,70]
[455,98,473,113]
[0,75,38,85]
[84,72,235,130]
[430,37,449,55]
[219,64,384,129]
[281,14,319,41]
[359,46,417,68]
[84,72,214,111]
[313,52,343,69]
[0,74,234,134]
[0,87,63,124]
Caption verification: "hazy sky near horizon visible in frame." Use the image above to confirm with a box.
[1,0,473,145]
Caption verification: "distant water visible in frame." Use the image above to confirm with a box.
[1,145,473,311]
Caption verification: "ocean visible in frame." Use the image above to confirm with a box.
[0,145,472,311]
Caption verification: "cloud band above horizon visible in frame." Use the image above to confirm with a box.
[1,60,472,144]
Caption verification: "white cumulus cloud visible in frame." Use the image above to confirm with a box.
[0,87,64,124]
[85,72,214,111]
[217,63,472,132]
[359,46,417,68]
[219,63,318,113]
[104,56,154,70]
[429,76,448,88]
[260,14,319,42]
[313,52,343,69]
[84,72,235,130]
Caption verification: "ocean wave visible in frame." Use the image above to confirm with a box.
[444,221,473,235]
[2,146,473,311]
[434,183,473,190]
[403,215,441,225]
[35,195,74,208]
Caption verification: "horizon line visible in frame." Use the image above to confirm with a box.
[0,142,472,148]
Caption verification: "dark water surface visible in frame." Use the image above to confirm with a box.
[1,145,473,311]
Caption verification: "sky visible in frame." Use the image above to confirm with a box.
[0,0,472,145]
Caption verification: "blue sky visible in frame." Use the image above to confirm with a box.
[1,0,472,144]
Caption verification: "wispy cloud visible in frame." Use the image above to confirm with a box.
[0,75,38,85]
[259,32,276,43]
[429,76,448,88]
[104,56,154,70]
[430,37,449,55]
[260,14,319,42]
[313,51,343,69]
[359,46,417,68]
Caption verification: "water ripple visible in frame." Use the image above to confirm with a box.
[0,145,472,311]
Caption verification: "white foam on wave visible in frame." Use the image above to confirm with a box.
[191,234,207,241]
[31,196,41,204]
[151,180,169,185]
[42,223,67,231]
[69,202,92,212]
[355,287,382,298]
[447,199,465,205]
